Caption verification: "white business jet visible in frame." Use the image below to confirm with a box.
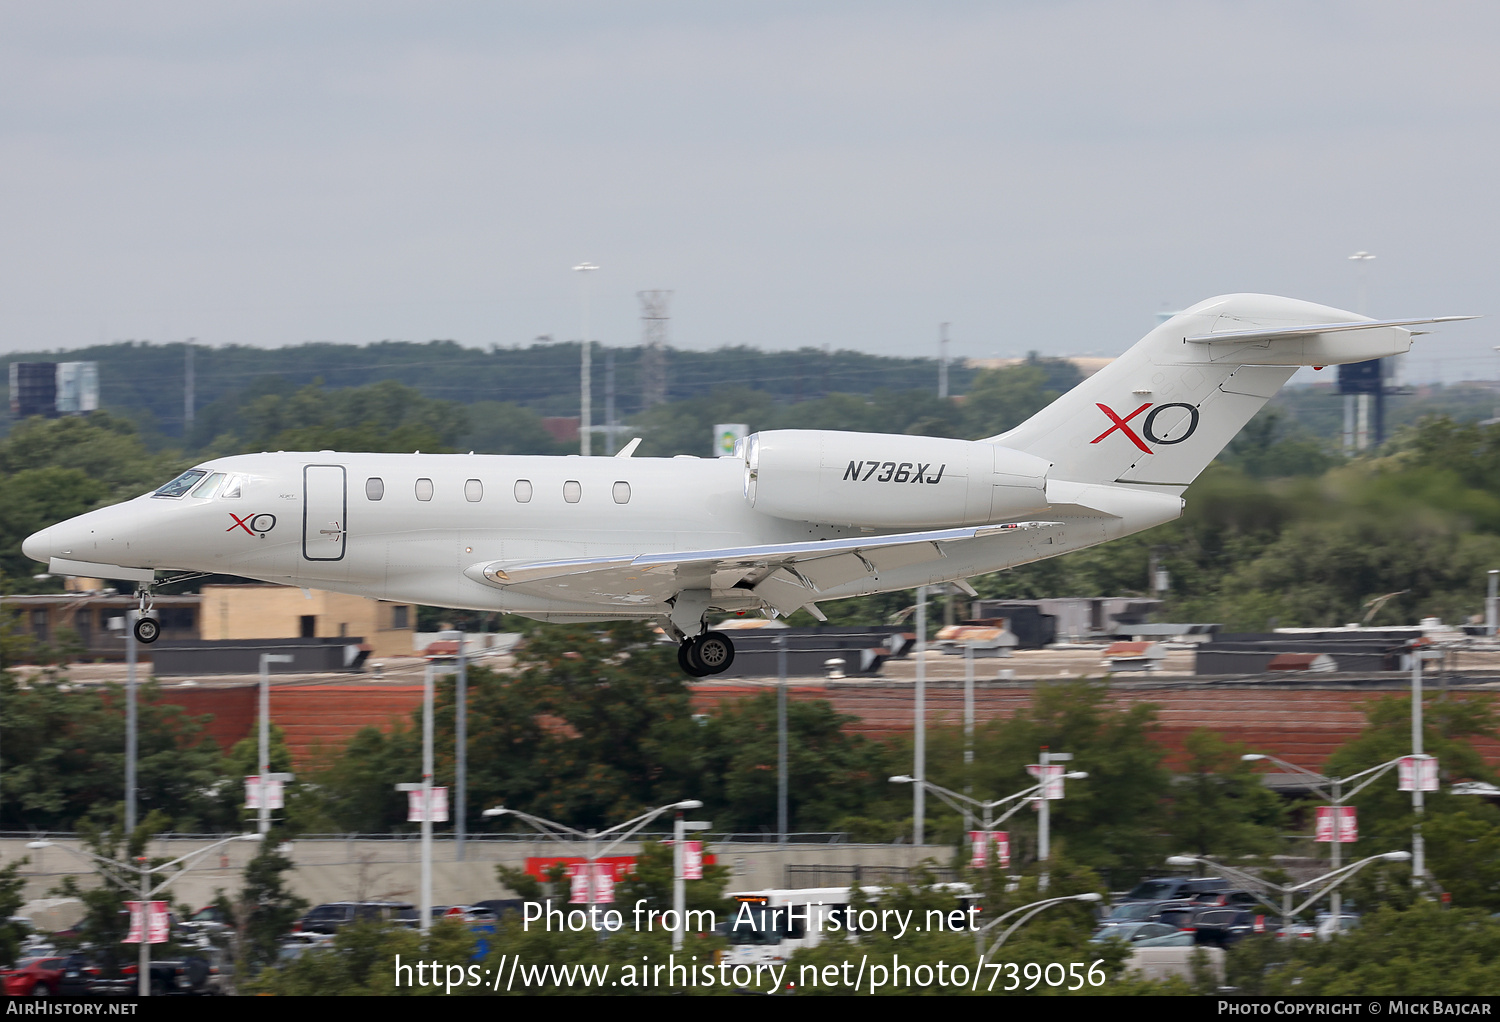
[22,294,1473,676]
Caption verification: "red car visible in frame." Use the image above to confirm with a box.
[2,955,68,996]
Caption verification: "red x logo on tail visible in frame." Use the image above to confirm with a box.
[1091,402,1153,454]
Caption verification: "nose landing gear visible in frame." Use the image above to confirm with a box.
[132,586,160,644]
[677,631,735,678]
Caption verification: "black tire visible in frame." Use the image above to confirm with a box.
[694,632,735,675]
[31,983,52,996]
[677,641,710,678]
[134,617,160,644]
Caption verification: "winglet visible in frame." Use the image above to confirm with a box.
[615,438,642,458]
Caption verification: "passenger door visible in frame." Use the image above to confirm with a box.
[302,465,347,562]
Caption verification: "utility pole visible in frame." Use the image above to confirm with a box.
[183,341,195,437]
[638,290,671,409]
[938,323,950,399]
[574,263,599,456]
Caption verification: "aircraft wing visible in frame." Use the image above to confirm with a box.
[464,521,1061,614]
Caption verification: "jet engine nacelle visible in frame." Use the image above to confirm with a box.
[742,429,1052,529]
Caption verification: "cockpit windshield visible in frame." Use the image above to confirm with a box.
[154,469,208,498]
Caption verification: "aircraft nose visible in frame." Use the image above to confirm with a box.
[22,525,53,565]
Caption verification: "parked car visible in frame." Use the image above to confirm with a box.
[1191,889,1264,909]
[2,954,69,996]
[1089,921,1179,944]
[1121,876,1227,902]
[294,901,418,934]
[1190,906,1279,948]
[1315,912,1359,940]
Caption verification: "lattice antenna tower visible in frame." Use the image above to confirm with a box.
[638,290,672,408]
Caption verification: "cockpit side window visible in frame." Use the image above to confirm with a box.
[191,472,225,498]
[222,475,244,499]
[154,469,208,498]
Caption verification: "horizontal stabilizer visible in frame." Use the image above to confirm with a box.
[1184,316,1476,344]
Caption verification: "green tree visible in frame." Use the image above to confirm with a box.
[1322,693,1500,908]
[695,692,895,834]
[1167,729,1286,858]
[237,839,309,972]
[910,682,1169,884]
[1227,901,1500,995]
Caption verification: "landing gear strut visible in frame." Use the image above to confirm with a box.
[677,631,734,678]
[133,585,160,644]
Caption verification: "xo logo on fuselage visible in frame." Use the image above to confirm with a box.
[1091,401,1200,454]
[228,513,277,536]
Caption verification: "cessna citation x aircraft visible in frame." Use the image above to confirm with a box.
[22,295,1474,676]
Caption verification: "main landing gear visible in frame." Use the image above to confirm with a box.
[133,585,160,644]
[677,631,734,678]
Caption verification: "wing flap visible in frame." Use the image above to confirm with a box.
[465,521,1061,607]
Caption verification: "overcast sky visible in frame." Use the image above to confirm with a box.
[1,1,1495,383]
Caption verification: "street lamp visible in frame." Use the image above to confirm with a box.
[974,892,1102,958]
[29,834,261,996]
[1242,751,1410,919]
[1166,851,1411,927]
[889,772,1087,870]
[484,800,705,947]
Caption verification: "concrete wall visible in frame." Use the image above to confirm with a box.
[6,837,951,916]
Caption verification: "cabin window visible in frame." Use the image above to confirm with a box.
[562,480,582,503]
[153,469,207,498]
[190,472,225,498]
[514,479,533,503]
[612,481,631,504]
[415,478,434,501]
[222,475,244,499]
[366,477,384,501]
[464,479,483,502]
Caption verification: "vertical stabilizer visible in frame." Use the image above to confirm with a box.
[991,294,1413,489]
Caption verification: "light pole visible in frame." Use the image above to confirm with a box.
[974,892,1102,959]
[1410,641,1444,882]
[775,633,788,846]
[1242,752,1410,919]
[574,262,599,456]
[913,586,926,847]
[672,812,711,951]
[1167,851,1410,928]
[105,611,140,830]
[29,834,261,996]
[394,652,462,933]
[484,799,704,944]
[963,641,975,833]
[257,654,293,835]
[1036,748,1074,887]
